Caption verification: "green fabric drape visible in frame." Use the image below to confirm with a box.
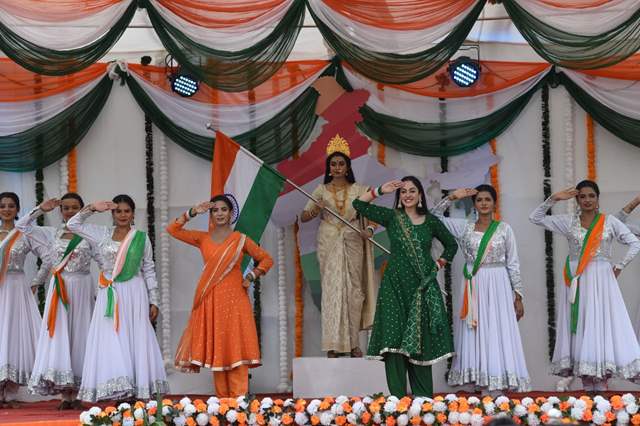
[307,0,486,84]
[559,72,640,146]
[0,2,136,76]
[503,0,640,69]
[0,75,113,172]
[142,0,304,92]
[356,79,542,157]
[124,72,321,163]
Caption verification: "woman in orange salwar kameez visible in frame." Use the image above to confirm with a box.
[167,194,273,397]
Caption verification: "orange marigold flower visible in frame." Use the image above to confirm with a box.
[583,410,593,421]
[250,400,260,413]
[422,403,433,412]
[134,401,145,409]
[272,405,283,414]
[310,416,320,426]
[256,414,266,425]
[335,415,347,426]
[228,399,238,409]
[148,407,157,415]
[342,402,353,413]
[499,403,510,411]
[134,420,144,426]
[400,397,412,406]
[528,404,540,414]
[631,414,640,425]
[436,413,447,423]
[473,408,483,415]
[448,402,459,412]
[113,422,121,426]
[162,399,173,406]
[196,403,207,412]
[396,403,409,413]
[536,397,547,404]
[385,416,396,426]
[434,396,444,402]
[123,410,133,418]
[219,404,229,415]
[209,416,220,426]
[274,399,284,406]
[612,400,625,411]
[458,402,469,412]
[237,413,248,424]
[295,400,307,412]
[482,396,493,405]
[186,417,196,426]
[319,401,331,411]
[559,402,570,411]
[540,414,549,424]
[361,412,372,424]
[282,414,293,425]
[175,404,184,411]
[605,411,616,422]
[105,406,117,414]
[410,416,421,426]
[370,403,381,413]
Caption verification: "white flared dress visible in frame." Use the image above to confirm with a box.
[530,198,640,381]
[614,210,640,340]
[67,209,168,402]
[432,199,530,392]
[0,230,43,390]
[16,208,100,395]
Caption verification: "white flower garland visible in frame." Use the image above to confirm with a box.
[564,93,576,215]
[276,227,290,392]
[159,133,172,366]
[59,154,69,196]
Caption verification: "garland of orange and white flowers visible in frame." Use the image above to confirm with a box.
[79,393,640,426]
[488,139,501,220]
[564,95,576,215]
[158,133,172,365]
[276,227,290,392]
[587,114,597,181]
[293,221,304,358]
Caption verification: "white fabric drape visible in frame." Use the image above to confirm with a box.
[306,0,481,54]
[343,65,550,122]
[0,1,133,50]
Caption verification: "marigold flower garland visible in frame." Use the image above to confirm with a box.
[564,96,576,215]
[68,148,78,193]
[59,154,69,196]
[293,221,304,358]
[277,227,291,392]
[158,134,172,364]
[489,139,501,220]
[587,114,597,181]
[80,394,640,426]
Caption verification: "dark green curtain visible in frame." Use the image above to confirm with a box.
[124,72,320,163]
[0,75,113,171]
[357,79,542,156]
[503,0,640,69]
[0,2,136,75]
[307,0,486,84]
[559,72,640,146]
[142,0,304,92]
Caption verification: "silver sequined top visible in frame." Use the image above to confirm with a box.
[66,208,159,306]
[529,197,640,269]
[0,231,34,273]
[15,207,101,286]
[432,198,523,296]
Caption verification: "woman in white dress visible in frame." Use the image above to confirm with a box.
[67,194,168,402]
[0,192,43,407]
[530,180,640,391]
[432,185,530,393]
[16,194,100,409]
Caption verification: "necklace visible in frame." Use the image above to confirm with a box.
[327,183,349,217]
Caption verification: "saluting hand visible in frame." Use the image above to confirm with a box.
[551,187,579,201]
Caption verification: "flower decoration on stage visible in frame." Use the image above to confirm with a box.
[80,394,640,425]
[326,134,351,158]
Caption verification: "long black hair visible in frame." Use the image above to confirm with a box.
[61,192,84,208]
[0,192,20,219]
[472,184,498,204]
[112,194,135,211]
[393,176,429,215]
[576,179,600,197]
[323,152,356,184]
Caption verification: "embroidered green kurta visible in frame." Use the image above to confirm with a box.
[353,199,458,365]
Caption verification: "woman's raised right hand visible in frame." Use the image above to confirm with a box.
[380,180,404,195]
[193,201,215,215]
[91,201,118,212]
[449,188,477,201]
[551,187,579,201]
[39,198,60,212]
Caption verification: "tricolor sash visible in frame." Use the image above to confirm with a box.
[47,234,83,337]
[563,213,605,334]
[99,229,147,332]
[0,229,21,285]
[460,220,501,328]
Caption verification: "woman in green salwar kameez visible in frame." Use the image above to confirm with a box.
[353,176,458,397]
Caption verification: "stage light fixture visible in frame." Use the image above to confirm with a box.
[448,56,481,88]
[171,73,199,97]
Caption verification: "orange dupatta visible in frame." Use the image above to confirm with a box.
[175,232,246,371]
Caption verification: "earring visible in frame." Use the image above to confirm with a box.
[397,200,402,208]
[418,200,423,208]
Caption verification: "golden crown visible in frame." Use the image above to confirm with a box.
[326,134,351,158]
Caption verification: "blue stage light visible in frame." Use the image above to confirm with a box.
[171,74,199,97]
[448,57,481,88]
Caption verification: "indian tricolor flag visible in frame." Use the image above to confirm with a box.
[211,131,285,243]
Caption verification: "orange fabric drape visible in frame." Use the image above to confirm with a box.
[539,0,613,8]
[489,139,501,220]
[377,143,386,166]
[0,0,121,22]
[580,54,640,80]
[321,0,476,30]
[128,60,328,105]
[0,60,107,102]
[587,115,596,181]
[347,61,551,99]
[157,0,289,28]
